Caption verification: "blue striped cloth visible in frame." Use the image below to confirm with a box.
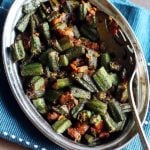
[0,0,150,150]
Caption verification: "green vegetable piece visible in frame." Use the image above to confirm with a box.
[50,39,63,52]
[101,113,117,133]
[86,49,99,69]
[108,99,125,122]
[71,101,86,119]
[30,16,36,34]
[31,34,42,55]
[52,118,72,133]
[59,37,74,51]
[116,115,127,131]
[60,105,69,114]
[85,134,94,144]
[11,40,25,61]
[63,1,79,13]
[32,98,47,114]
[49,0,60,11]
[56,78,71,89]
[73,74,95,92]
[66,46,85,61]
[59,55,69,67]
[41,22,51,40]
[79,4,87,21]
[80,25,98,41]
[16,13,31,32]
[86,99,107,114]
[93,67,112,91]
[82,74,98,93]
[110,73,118,86]
[48,51,59,71]
[101,53,111,69]
[52,106,68,115]
[73,25,80,38]
[120,103,132,113]
[71,87,91,100]
[22,0,40,14]
[21,63,44,76]
[90,114,102,125]
[27,76,45,99]
[77,110,92,122]
[45,90,62,104]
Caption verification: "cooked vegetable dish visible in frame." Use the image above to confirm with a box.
[11,0,133,145]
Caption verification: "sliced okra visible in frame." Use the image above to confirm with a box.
[59,55,69,67]
[11,40,25,61]
[39,7,47,19]
[50,39,63,52]
[52,118,72,133]
[59,36,74,51]
[80,24,98,41]
[71,87,91,100]
[27,76,45,99]
[101,53,111,69]
[21,63,44,76]
[48,51,59,71]
[16,13,32,32]
[110,73,118,86]
[120,103,132,113]
[79,3,87,21]
[31,34,42,55]
[66,46,85,61]
[73,26,80,38]
[22,0,40,14]
[32,98,47,114]
[41,22,51,40]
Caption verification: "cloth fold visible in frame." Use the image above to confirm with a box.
[0,0,150,150]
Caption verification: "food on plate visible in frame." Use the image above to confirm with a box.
[11,0,132,145]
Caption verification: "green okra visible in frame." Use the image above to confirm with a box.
[59,36,74,51]
[71,101,86,119]
[30,16,36,34]
[48,51,59,71]
[41,22,51,40]
[72,74,95,92]
[80,24,98,41]
[45,90,62,104]
[93,67,112,91]
[22,0,40,14]
[86,49,99,69]
[110,73,118,86]
[16,13,32,32]
[73,25,80,38]
[55,78,72,89]
[50,39,62,52]
[108,99,125,122]
[86,99,107,115]
[31,34,42,55]
[82,74,98,93]
[66,46,86,61]
[71,87,91,100]
[27,76,45,99]
[90,114,102,125]
[52,106,68,115]
[11,40,25,61]
[79,3,87,21]
[21,63,44,76]
[77,110,92,122]
[101,113,117,133]
[32,98,47,114]
[49,0,60,11]
[52,118,72,133]
[120,103,132,113]
[101,53,111,69]
[85,134,95,144]
[116,115,127,131]
[59,55,69,67]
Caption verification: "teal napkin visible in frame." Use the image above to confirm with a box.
[0,0,150,150]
